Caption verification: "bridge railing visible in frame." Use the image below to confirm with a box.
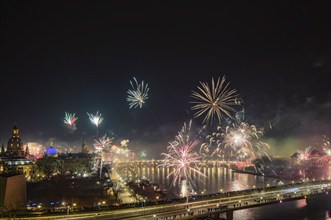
[84,180,331,220]
[89,180,331,218]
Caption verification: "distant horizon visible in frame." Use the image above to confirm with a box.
[1,122,328,159]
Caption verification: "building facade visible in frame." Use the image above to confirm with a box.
[0,125,34,177]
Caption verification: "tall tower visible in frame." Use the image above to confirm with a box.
[24,145,30,157]
[6,125,24,158]
[0,144,5,155]
[328,158,331,180]
[81,138,89,154]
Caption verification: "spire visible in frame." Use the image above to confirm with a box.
[25,145,30,157]
[82,138,88,154]
[1,144,5,154]
[12,124,19,137]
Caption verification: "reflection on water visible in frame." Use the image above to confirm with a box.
[131,165,330,220]
[135,166,280,194]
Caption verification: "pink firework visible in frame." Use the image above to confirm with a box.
[64,112,78,129]
[299,146,312,161]
[318,136,330,164]
[93,134,112,152]
[160,121,206,187]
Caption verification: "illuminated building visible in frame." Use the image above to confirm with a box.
[4,125,24,157]
[45,145,58,157]
[0,125,34,176]
[35,139,94,178]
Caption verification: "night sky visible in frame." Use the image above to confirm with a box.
[1,1,330,157]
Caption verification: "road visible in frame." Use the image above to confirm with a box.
[16,181,330,220]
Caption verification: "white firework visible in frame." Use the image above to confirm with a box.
[87,111,104,128]
[191,76,242,125]
[127,77,149,109]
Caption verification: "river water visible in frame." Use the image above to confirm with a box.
[128,165,331,220]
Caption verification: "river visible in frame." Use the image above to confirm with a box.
[123,165,331,220]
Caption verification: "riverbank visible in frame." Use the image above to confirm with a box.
[232,169,278,178]
[231,168,302,182]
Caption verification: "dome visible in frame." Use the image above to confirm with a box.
[46,146,58,155]
[7,137,23,147]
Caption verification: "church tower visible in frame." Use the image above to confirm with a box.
[0,144,5,155]
[25,145,30,157]
[81,138,89,154]
[6,125,24,158]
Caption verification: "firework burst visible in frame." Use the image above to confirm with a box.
[25,142,45,159]
[93,134,112,153]
[202,121,270,162]
[317,136,330,164]
[140,150,147,158]
[223,122,262,149]
[127,77,149,109]
[87,111,104,128]
[64,112,78,130]
[191,76,242,125]
[159,121,206,189]
[94,134,113,178]
[120,139,130,147]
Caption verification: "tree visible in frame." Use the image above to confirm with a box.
[36,157,60,179]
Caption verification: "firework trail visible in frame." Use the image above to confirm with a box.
[126,77,167,141]
[159,120,206,191]
[64,112,78,130]
[94,134,112,178]
[301,146,312,160]
[191,76,242,125]
[127,77,149,109]
[87,111,104,132]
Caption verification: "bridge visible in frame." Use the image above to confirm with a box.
[17,180,331,220]
[110,159,244,169]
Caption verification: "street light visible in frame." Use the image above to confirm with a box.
[142,199,146,214]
